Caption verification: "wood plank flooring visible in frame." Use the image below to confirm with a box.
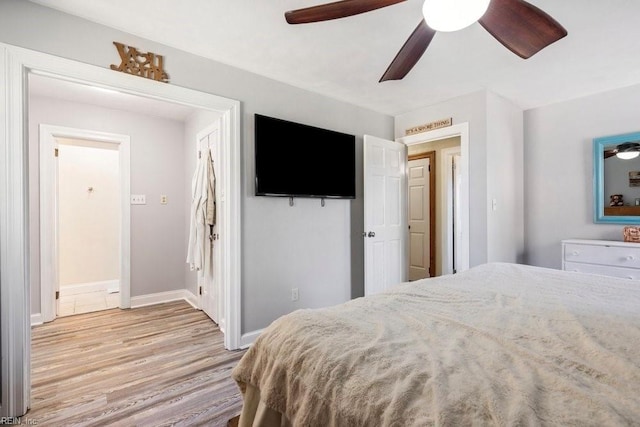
[28,300,246,426]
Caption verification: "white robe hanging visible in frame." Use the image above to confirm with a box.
[187,148,215,272]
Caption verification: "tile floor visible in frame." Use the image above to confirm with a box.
[59,289,120,316]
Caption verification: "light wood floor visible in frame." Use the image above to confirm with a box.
[28,300,246,426]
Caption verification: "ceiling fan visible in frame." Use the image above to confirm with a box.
[605,142,640,160]
[284,0,568,82]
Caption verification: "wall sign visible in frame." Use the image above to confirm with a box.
[405,117,452,136]
[110,42,169,83]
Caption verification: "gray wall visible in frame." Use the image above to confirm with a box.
[29,95,187,314]
[524,83,640,269]
[1,0,394,333]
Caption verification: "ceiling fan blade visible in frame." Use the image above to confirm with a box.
[285,0,406,24]
[478,0,567,59]
[379,20,436,82]
[604,150,617,159]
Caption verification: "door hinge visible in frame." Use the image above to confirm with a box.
[55,290,60,300]
[428,165,431,172]
[199,286,203,296]
[54,148,59,157]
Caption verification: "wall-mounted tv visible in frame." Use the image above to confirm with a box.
[254,114,356,199]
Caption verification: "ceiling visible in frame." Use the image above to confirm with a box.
[29,0,640,116]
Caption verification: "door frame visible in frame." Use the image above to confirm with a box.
[407,151,436,278]
[39,125,131,322]
[0,42,242,416]
[441,147,462,274]
[398,122,470,272]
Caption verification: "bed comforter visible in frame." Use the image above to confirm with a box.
[232,263,640,426]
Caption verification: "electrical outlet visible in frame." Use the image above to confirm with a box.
[131,194,146,205]
[291,288,299,302]
[160,195,168,204]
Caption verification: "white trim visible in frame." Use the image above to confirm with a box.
[440,147,462,274]
[240,329,264,349]
[39,125,131,322]
[1,42,242,417]
[130,290,194,308]
[0,45,32,417]
[130,289,199,309]
[59,280,120,296]
[397,122,470,272]
[30,314,43,327]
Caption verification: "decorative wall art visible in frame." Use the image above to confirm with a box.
[110,42,169,83]
[629,171,640,187]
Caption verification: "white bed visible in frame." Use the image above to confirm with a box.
[232,263,640,426]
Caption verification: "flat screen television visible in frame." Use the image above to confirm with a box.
[254,114,356,199]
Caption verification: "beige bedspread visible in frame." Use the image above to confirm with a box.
[232,263,640,426]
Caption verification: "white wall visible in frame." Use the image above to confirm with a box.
[57,140,120,286]
[2,0,393,333]
[29,95,186,313]
[524,83,640,269]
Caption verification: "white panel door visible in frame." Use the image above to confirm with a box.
[408,157,430,280]
[364,135,407,296]
[197,122,222,324]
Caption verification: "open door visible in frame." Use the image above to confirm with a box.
[363,135,407,296]
[195,121,223,325]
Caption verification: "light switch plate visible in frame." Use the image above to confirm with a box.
[131,194,146,205]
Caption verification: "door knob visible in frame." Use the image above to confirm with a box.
[367,231,375,238]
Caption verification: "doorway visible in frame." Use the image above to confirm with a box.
[0,43,242,417]
[408,151,436,280]
[398,123,470,277]
[406,137,460,277]
[57,139,121,316]
[39,125,130,322]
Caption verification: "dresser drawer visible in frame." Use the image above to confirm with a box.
[564,261,640,280]
[563,243,640,269]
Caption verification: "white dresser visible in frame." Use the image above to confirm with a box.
[562,239,640,280]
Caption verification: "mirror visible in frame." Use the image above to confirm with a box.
[594,131,640,224]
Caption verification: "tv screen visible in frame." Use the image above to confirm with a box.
[254,114,356,199]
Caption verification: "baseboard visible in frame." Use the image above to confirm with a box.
[131,289,199,309]
[60,279,119,296]
[31,313,43,326]
[240,329,263,349]
[219,317,226,334]
[183,290,199,309]
[33,290,198,324]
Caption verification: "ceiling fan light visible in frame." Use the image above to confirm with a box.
[423,0,491,32]
[616,151,640,160]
